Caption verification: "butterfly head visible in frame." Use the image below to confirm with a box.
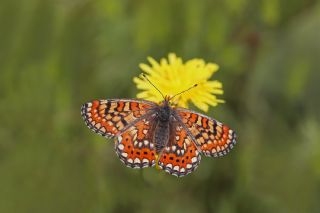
[163,95,171,103]
[159,95,179,107]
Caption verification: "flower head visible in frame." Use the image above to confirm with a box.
[133,53,224,112]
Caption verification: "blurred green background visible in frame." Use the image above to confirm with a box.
[1,0,320,212]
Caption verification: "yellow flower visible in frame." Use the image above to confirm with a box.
[133,53,225,112]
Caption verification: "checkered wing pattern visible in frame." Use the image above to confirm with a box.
[157,122,201,177]
[176,108,237,157]
[115,117,157,168]
[81,99,155,138]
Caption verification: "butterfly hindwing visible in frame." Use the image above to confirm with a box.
[157,122,201,177]
[81,99,155,138]
[176,108,237,157]
[115,117,157,168]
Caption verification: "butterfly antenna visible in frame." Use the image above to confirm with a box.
[170,84,198,101]
[142,73,165,99]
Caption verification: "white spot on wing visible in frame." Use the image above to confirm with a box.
[191,157,197,163]
[118,144,124,150]
[134,158,141,163]
[142,159,149,164]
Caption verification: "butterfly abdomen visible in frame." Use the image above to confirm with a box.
[154,104,171,154]
[154,120,170,154]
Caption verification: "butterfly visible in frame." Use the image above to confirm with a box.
[81,79,237,177]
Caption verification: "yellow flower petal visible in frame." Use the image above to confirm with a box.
[133,53,224,112]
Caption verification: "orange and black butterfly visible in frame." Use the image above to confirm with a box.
[81,77,237,177]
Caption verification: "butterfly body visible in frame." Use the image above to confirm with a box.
[152,98,172,154]
[153,119,170,154]
[81,98,237,177]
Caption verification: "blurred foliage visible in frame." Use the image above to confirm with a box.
[1,0,320,212]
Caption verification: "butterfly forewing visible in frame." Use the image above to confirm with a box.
[81,99,155,138]
[176,108,237,157]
